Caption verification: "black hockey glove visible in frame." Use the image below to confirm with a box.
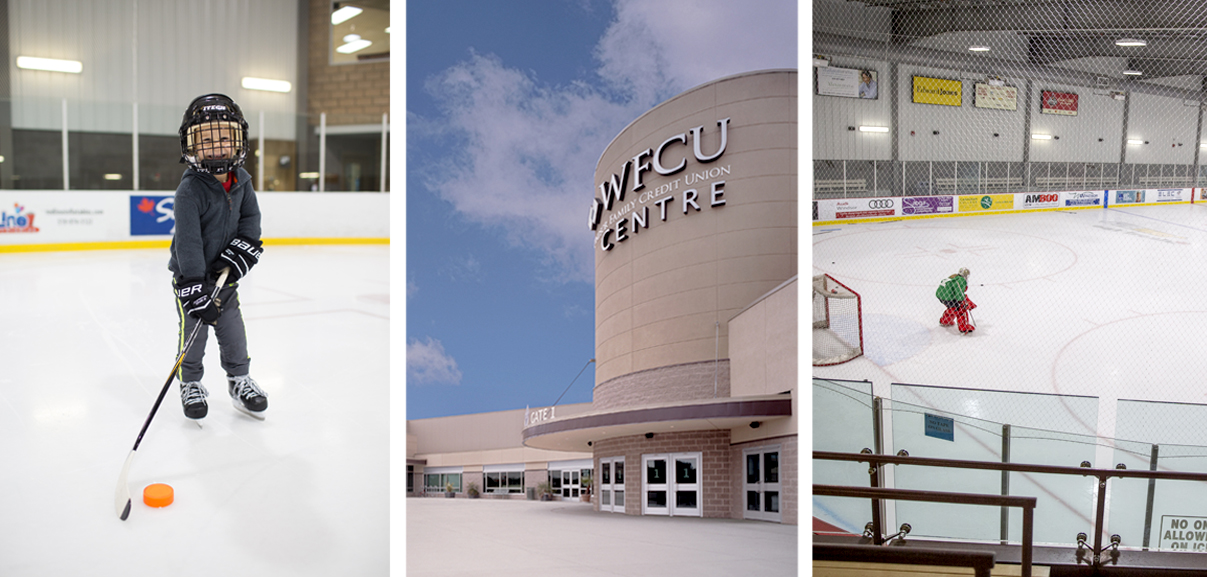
[216,236,263,281]
[177,279,221,324]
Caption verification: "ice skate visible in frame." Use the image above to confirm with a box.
[180,380,208,424]
[228,375,267,419]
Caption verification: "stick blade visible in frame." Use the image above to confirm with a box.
[115,451,135,520]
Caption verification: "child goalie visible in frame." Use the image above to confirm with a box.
[936,267,977,334]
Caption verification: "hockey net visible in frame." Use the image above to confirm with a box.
[813,274,863,366]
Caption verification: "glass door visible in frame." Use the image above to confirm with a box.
[600,457,625,513]
[643,454,669,515]
[642,452,702,517]
[744,446,782,523]
[560,469,580,499]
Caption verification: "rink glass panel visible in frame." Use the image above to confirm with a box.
[889,383,1099,545]
[812,378,875,534]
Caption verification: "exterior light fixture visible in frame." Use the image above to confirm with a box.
[1123,70,1142,76]
[331,5,362,24]
[16,56,82,73]
[1115,38,1147,47]
[858,126,889,133]
[241,77,292,93]
[968,45,990,52]
[1127,139,1145,145]
[1031,134,1053,140]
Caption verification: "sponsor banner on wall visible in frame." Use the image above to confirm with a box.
[1198,188,1207,202]
[974,83,1018,111]
[958,194,1014,212]
[130,195,175,236]
[1116,190,1145,204]
[816,66,878,100]
[0,192,118,243]
[1020,192,1061,208]
[1159,516,1207,551]
[1041,90,1079,116]
[1065,191,1103,207]
[1155,188,1189,202]
[901,196,954,215]
[830,197,898,220]
[913,76,962,106]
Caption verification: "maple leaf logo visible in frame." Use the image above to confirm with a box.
[137,198,155,213]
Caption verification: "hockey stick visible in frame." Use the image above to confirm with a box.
[115,267,229,521]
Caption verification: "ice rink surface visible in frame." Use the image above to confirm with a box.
[0,245,388,576]
[813,203,1207,447]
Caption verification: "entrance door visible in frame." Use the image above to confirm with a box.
[642,452,702,517]
[744,446,782,523]
[600,457,625,513]
[561,469,580,499]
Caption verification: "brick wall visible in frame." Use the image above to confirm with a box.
[307,0,390,121]
[593,360,731,411]
[593,430,732,518]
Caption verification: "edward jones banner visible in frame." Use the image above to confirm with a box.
[1041,91,1079,116]
[974,83,1017,110]
[913,76,962,106]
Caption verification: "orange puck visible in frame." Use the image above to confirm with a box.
[143,483,174,508]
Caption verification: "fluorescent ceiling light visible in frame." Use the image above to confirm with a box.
[299,172,320,179]
[343,34,361,43]
[385,27,391,34]
[1123,70,1142,76]
[1127,139,1144,145]
[1116,38,1146,47]
[1031,134,1053,140]
[858,126,889,133]
[16,56,82,73]
[336,39,372,54]
[103,173,122,181]
[331,5,362,25]
[242,77,292,93]
[968,45,990,52]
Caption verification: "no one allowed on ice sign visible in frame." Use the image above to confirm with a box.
[1160,516,1207,551]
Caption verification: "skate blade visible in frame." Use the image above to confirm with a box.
[232,398,266,420]
[186,417,205,428]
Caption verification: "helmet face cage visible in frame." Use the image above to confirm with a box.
[179,94,249,174]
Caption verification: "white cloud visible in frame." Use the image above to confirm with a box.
[407,337,463,385]
[418,0,797,283]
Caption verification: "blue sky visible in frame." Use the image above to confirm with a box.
[405,0,798,420]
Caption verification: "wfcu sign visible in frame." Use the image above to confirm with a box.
[589,118,730,252]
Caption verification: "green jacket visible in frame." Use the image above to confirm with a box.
[936,274,967,301]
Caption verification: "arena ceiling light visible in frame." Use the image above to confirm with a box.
[337,39,372,54]
[1123,70,1143,76]
[858,126,889,133]
[242,77,292,93]
[16,56,82,73]
[1127,139,1145,145]
[331,5,362,24]
[968,45,990,52]
[1115,38,1147,47]
[1031,134,1053,140]
[103,173,122,181]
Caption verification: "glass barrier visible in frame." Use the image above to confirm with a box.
[0,97,389,192]
[813,378,876,534]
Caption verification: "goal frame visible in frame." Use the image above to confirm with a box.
[812,273,864,366]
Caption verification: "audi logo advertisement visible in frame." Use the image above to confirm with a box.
[813,188,1197,223]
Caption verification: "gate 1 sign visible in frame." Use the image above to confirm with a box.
[1159,516,1207,551]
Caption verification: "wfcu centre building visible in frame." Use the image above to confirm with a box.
[407,69,798,524]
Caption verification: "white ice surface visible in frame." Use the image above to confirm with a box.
[0,245,388,576]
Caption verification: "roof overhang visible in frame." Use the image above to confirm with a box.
[522,394,793,452]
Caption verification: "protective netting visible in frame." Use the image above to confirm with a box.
[813,0,1207,198]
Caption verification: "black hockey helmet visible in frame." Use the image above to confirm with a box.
[179,93,250,174]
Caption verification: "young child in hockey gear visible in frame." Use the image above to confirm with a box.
[169,93,268,421]
[936,267,977,333]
